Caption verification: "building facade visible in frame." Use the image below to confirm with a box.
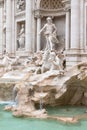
[0,0,87,67]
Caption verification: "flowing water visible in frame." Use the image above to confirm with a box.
[0,105,87,130]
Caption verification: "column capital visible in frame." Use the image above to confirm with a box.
[62,0,71,11]
[34,9,42,18]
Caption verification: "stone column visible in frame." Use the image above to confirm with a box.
[11,0,15,55]
[80,0,84,50]
[0,0,4,55]
[25,0,32,52]
[65,11,70,50]
[6,0,12,54]
[37,17,41,51]
[71,0,80,49]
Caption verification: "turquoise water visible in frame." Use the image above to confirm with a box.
[0,105,87,130]
[47,106,87,117]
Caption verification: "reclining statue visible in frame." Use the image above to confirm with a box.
[0,53,20,72]
[0,53,12,71]
[35,50,64,74]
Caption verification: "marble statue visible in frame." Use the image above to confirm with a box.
[57,53,66,70]
[0,52,21,72]
[2,53,12,66]
[39,17,59,50]
[77,67,87,80]
[16,0,25,12]
[10,56,20,66]
[35,50,64,74]
[41,50,51,73]
[49,52,62,71]
[17,24,25,50]
[0,53,12,71]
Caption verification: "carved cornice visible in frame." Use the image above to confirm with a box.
[34,0,71,17]
[34,8,66,18]
[15,11,25,19]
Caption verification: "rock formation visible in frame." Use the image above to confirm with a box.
[1,50,87,120]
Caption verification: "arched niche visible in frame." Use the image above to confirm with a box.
[35,0,70,51]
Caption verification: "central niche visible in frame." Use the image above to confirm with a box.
[40,0,64,10]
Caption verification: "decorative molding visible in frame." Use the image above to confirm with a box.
[40,0,65,10]
[34,0,71,17]
[34,8,66,18]
[15,11,25,19]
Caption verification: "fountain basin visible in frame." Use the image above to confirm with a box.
[1,105,87,130]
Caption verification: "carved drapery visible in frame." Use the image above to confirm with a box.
[17,23,25,50]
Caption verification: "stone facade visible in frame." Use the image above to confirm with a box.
[0,0,87,67]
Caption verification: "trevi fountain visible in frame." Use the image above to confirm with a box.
[1,0,87,130]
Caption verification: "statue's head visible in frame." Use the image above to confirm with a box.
[21,24,24,28]
[46,17,52,23]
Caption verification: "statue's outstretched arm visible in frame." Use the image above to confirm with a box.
[39,24,46,34]
[18,29,24,36]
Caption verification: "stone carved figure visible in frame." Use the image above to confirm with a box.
[35,50,64,74]
[10,56,20,66]
[41,50,51,73]
[49,52,62,71]
[16,0,25,12]
[77,66,87,80]
[1,53,12,66]
[0,52,20,72]
[0,53,12,71]
[39,17,59,50]
[17,24,25,50]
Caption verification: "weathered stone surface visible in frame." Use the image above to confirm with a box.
[0,83,15,101]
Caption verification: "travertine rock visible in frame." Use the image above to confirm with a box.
[2,53,87,118]
[0,83,15,101]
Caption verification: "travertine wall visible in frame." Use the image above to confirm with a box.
[0,0,4,55]
[1,0,87,66]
